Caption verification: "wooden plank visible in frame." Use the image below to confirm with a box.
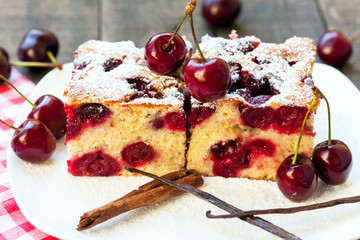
[215,0,324,44]
[317,0,360,89]
[101,0,212,48]
[0,0,98,83]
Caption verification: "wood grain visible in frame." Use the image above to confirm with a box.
[101,0,211,48]
[216,0,324,43]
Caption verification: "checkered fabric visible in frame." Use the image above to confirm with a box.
[0,68,57,240]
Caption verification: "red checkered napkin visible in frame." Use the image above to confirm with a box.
[0,68,58,240]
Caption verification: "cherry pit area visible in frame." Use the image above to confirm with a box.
[7,63,360,240]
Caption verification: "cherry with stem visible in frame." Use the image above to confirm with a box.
[0,74,67,139]
[11,50,62,70]
[0,118,56,163]
[17,28,62,69]
[184,1,230,103]
[0,48,62,86]
[144,2,195,75]
[0,74,35,108]
[276,98,319,202]
[312,86,352,185]
[1,28,62,84]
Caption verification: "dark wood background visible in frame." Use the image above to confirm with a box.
[0,0,359,89]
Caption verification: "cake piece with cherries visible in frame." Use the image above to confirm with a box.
[186,34,319,181]
[64,40,189,176]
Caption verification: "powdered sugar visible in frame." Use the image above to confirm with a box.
[196,34,317,108]
[191,97,216,109]
[66,35,316,109]
[73,40,145,67]
[65,40,186,106]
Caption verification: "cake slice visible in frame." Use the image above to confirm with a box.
[64,40,189,176]
[186,34,319,181]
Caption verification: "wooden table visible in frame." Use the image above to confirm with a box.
[0,0,359,89]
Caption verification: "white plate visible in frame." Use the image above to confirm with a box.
[7,63,360,240]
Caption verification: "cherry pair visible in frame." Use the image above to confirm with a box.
[145,0,230,103]
[0,75,67,163]
[277,87,352,202]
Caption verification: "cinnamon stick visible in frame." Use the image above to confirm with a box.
[206,195,360,219]
[77,169,203,231]
[126,167,301,240]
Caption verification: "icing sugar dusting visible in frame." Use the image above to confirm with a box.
[196,34,316,108]
[65,40,185,106]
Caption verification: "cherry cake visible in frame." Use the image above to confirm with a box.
[186,34,319,181]
[65,34,318,181]
[64,40,191,176]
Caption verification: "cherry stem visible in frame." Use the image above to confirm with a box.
[312,86,331,146]
[163,1,196,52]
[0,74,36,108]
[292,98,318,165]
[163,12,187,51]
[46,51,63,70]
[351,32,360,42]
[188,2,206,62]
[11,60,62,70]
[11,51,62,70]
[0,119,19,132]
[323,94,332,146]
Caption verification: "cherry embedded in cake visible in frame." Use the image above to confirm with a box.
[210,138,275,178]
[186,34,319,181]
[64,40,190,176]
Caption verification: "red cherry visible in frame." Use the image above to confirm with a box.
[240,106,275,129]
[0,47,11,82]
[210,139,275,178]
[145,32,187,74]
[103,58,123,72]
[65,103,111,140]
[17,28,59,62]
[313,140,352,185]
[184,58,230,102]
[164,112,187,131]
[276,154,318,202]
[67,151,121,176]
[27,94,67,139]
[276,98,318,201]
[0,73,66,140]
[11,119,56,162]
[202,0,242,26]
[317,30,352,67]
[121,141,155,167]
[311,87,352,185]
[187,105,216,126]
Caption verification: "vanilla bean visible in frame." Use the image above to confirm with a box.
[77,169,203,231]
[206,195,360,219]
[120,169,199,199]
[125,167,301,240]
